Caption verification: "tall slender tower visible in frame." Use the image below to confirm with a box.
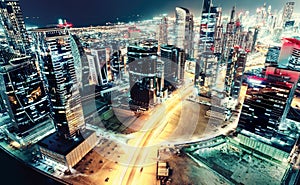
[157,16,168,47]
[0,0,30,55]
[281,2,295,27]
[0,1,55,146]
[195,0,220,96]
[32,28,85,139]
[175,7,194,59]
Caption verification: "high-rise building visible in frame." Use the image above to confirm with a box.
[198,1,219,52]
[110,51,124,81]
[0,51,54,145]
[157,16,168,48]
[32,28,85,138]
[281,2,295,27]
[236,76,297,161]
[278,37,300,69]
[90,48,109,86]
[32,27,97,169]
[70,35,90,90]
[0,0,54,146]
[195,0,220,95]
[127,44,158,110]
[287,39,300,71]
[0,0,30,55]
[175,7,194,58]
[228,50,247,99]
[197,51,218,97]
[265,46,281,67]
[222,6,236,60]
[160,45,186,84]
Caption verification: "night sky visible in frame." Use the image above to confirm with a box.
[20,0,300,27]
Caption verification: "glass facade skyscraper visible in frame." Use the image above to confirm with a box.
[0,52,50,135]
[0,0,30,55]
[175,7,194,59]
[32,28,85,139]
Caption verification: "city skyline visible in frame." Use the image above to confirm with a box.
[17,0,300,27]
[1,0,300,185]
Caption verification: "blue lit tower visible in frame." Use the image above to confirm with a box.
[195,0,220,96]
[0,0,30,55]
[32,28,85,139]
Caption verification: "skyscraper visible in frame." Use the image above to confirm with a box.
[278,37,300,69]
[0,0,55,146]
[33,27,97,169]
[265,46,281,67]
[32,28,85,138]
[89,48,109,86]
[222,6,236,60]
[287,38,300,71]
[237,76,297,161]
[127,44,158,110]
[230,50,247,99]
[281,2,295,28]
[175,7,194,58]
[157,16,168,47]
[195,0,220,96]
[198,0,219,52]
[70,35,90,90]
[0,51,54,145]
[0,0,30,55]
[160,45,186,84]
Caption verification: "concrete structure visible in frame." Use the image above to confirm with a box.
[38,130,97,169]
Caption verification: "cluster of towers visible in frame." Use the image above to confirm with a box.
[0,0,96,169]
[194,0,258,100]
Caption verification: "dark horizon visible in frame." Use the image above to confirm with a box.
[20,0,300,27]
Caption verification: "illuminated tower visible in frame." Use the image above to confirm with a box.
[127,44,158,110]
[236,76,297,161]
[0,51,54,145]
[157,16,168,47]
[281,2,295,27]
[70,35,90,89]
[175,7,194,58]
[90,48,109,86]
[0,0,55,146]
[0,0,30,55]
[32,28,85,139]
[222,6,236,60]
[195,0,220,96]
[160,45,186,83]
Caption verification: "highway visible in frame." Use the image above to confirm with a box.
[107,78,195,185]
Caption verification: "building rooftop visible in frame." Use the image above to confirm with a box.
[38,129,95,156]
[240,130,296,153]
